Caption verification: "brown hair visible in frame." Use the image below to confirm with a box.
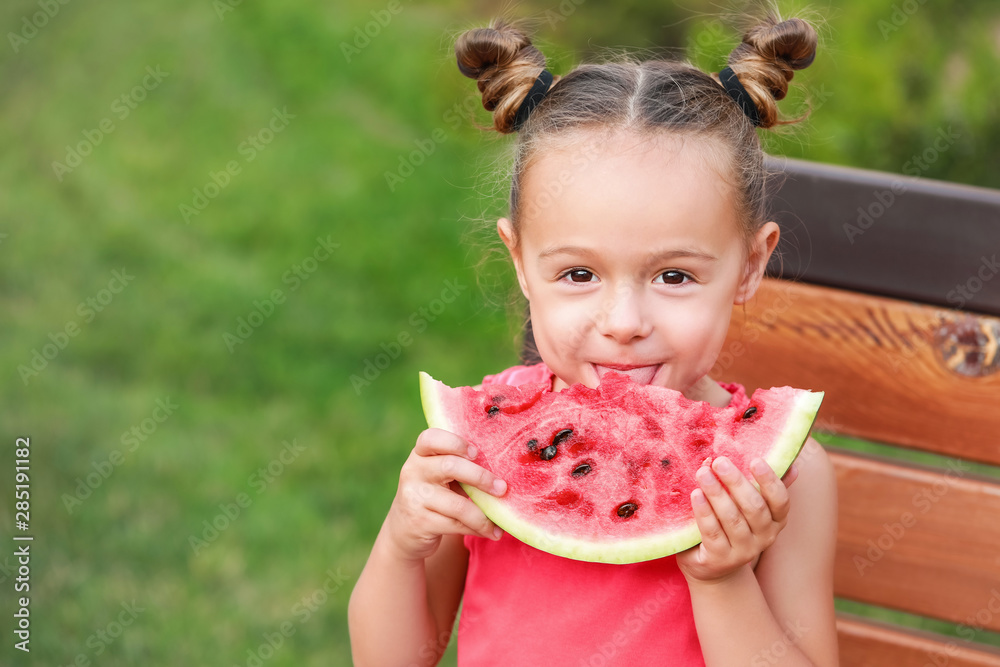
[454,12,818,259]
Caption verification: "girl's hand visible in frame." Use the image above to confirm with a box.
[676,456,799,585]
[384,427,507,563]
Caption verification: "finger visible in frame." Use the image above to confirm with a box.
[428,454,507,498]
[750,458,792,523]
[414,428,479,460]
[781,463,799,488]
[712,456,771,534]
[423,485,500,540]
[690,487,729,554]
[421,508,493,540]
[697,465,751,546]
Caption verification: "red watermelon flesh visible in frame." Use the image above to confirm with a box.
[419,370,823,564]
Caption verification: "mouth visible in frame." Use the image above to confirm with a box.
[592,363,662,386]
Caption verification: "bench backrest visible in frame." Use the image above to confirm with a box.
[725,157,1000,665]
[520,156,1000,665]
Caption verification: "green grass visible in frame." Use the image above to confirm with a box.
[2,0,999,664]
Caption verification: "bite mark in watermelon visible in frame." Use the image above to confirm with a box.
[419,370,823,564]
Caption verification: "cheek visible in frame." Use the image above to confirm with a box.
[531,294,599,354]
[663,299,732,352]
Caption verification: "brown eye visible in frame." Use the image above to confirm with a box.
[568,269,594,283]
[657,270,688,285]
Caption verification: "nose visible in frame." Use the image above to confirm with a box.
[596,283,652,343]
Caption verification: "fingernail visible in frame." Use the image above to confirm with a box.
[699,468,719,487]
[492,479,507,495]
[467,445,478,459]
[751,459,769,476]
[692,490,707,505]
[493,527,503,540]
[714,457,734,474]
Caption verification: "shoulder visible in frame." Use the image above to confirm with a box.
[753,435,840,665]
[758,434,838,575]
[790,436,837,510]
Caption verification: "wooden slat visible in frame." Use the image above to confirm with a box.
[838,613,1000,667]
[717,277,1000,465]
[830,449,1000,630]
[763,156,1000,317]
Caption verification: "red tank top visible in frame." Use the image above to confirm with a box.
[458,363,751,666]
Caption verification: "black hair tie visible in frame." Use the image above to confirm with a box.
[718,66,762,127]
[513,69,554,132]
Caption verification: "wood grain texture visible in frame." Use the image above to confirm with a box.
[830,449,1000,631]
[716,277,1000,465]
[838,613,1000,667]
[762,155,1000,317]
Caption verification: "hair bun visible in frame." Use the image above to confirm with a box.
[724,15,818,128]
[454,19,550,133]
[743,17,817,71]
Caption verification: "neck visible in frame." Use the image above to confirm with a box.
[683,374,734,408]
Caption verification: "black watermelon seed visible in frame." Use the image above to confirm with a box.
[540,444,557,461]
[552,429,573,446]
[616,502,638,519]
[742,406,758,419]
[487,405,500,417]
[660,458,671,467]
[571,463,592,478]
[526,439,538,451]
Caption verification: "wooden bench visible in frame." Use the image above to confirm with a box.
[521,156,1000,664]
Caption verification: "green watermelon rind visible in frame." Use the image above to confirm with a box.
[418,371,823,565]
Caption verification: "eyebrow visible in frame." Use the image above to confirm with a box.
[537,245,719,263]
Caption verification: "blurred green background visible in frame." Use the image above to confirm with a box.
[2,0,999,664]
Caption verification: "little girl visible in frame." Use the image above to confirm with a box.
[350,11,838,667]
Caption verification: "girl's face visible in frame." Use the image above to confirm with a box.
[499,131,779,401]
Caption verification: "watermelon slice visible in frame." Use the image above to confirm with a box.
[419,370,823,564]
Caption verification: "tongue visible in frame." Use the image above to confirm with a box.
[597,365,658,385]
